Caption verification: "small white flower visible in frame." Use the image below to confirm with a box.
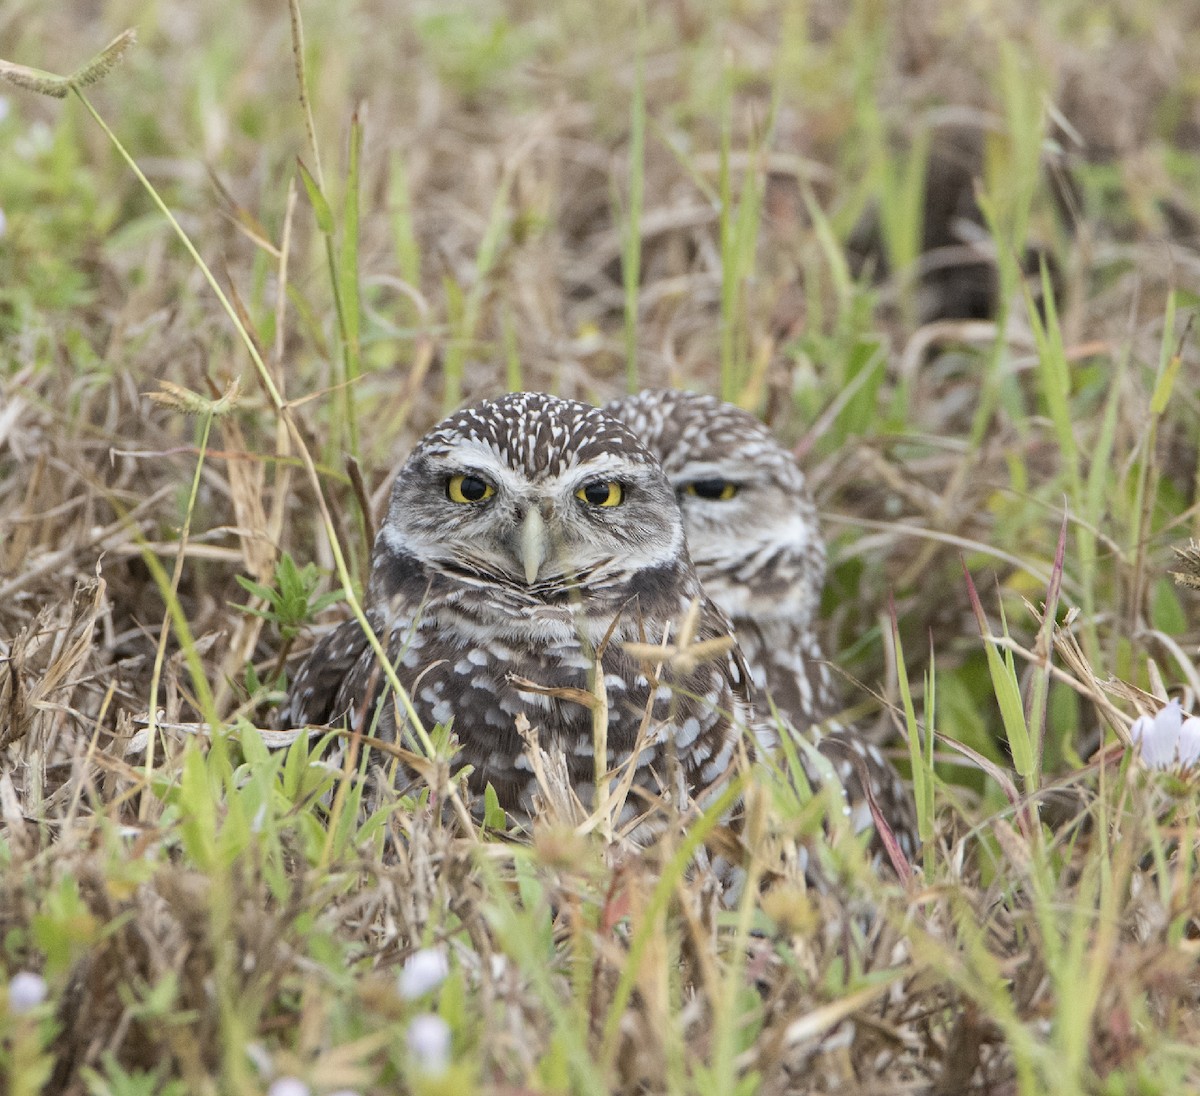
[0,96,9,123]
[0,209,7,239]
[1180,719,1200,768]
[406,1013,451,1075]
[266,1079,310,1096]
[1129,699,1200,771]
[8,972,47,1014]
[398,947,449,999]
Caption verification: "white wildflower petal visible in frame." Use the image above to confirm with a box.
[407,1013,451,1075]
[1134,700,1183,770]
[1130,714,1163,767]
[266,1079,310,1096]
[1128,714,1151,745]
[1177,716,1200,769]
[8,972,47,1014]
[398,947,449,999]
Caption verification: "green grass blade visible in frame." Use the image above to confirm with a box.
[297,157,334,234]
[962,560,1037,798]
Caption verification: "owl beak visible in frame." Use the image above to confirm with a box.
[519,505,548,584]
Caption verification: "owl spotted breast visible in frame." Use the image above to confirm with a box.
[280,392,751,833]
[606,389,916,857]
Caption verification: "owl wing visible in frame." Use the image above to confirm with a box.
[278,609,383,728]
[615,593,755,807]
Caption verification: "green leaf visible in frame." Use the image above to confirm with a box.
[482,783,507,831]
[232,553,344,641]
[32,877,98,975]
[297,157,334,234]
[177,743,220,871]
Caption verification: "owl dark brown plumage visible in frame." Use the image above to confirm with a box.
[280,392,752,834]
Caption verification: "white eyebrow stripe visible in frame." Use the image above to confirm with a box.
[430,442,661,500]
[426,443,533,494]
[668,461,738,481]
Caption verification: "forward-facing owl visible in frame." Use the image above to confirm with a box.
[606,389,915,853]
[280,392,751,833]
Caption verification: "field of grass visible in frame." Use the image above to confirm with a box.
[3,1,1200,1093]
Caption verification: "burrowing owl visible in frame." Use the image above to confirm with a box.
[606,389,915,854]
[280,392,751,832]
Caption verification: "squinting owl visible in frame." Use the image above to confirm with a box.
[606,389,916,854]
[280,392,752,834]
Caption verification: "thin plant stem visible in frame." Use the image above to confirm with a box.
[72,87,436,762]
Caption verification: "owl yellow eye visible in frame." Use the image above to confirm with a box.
[447,473,495,504]
[685,479,739,501]
[575,480,624,507]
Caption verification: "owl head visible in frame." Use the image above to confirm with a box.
[372,392,691,613]
[605,389,825,631]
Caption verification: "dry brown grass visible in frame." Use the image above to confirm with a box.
[3,1,1200,1093]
